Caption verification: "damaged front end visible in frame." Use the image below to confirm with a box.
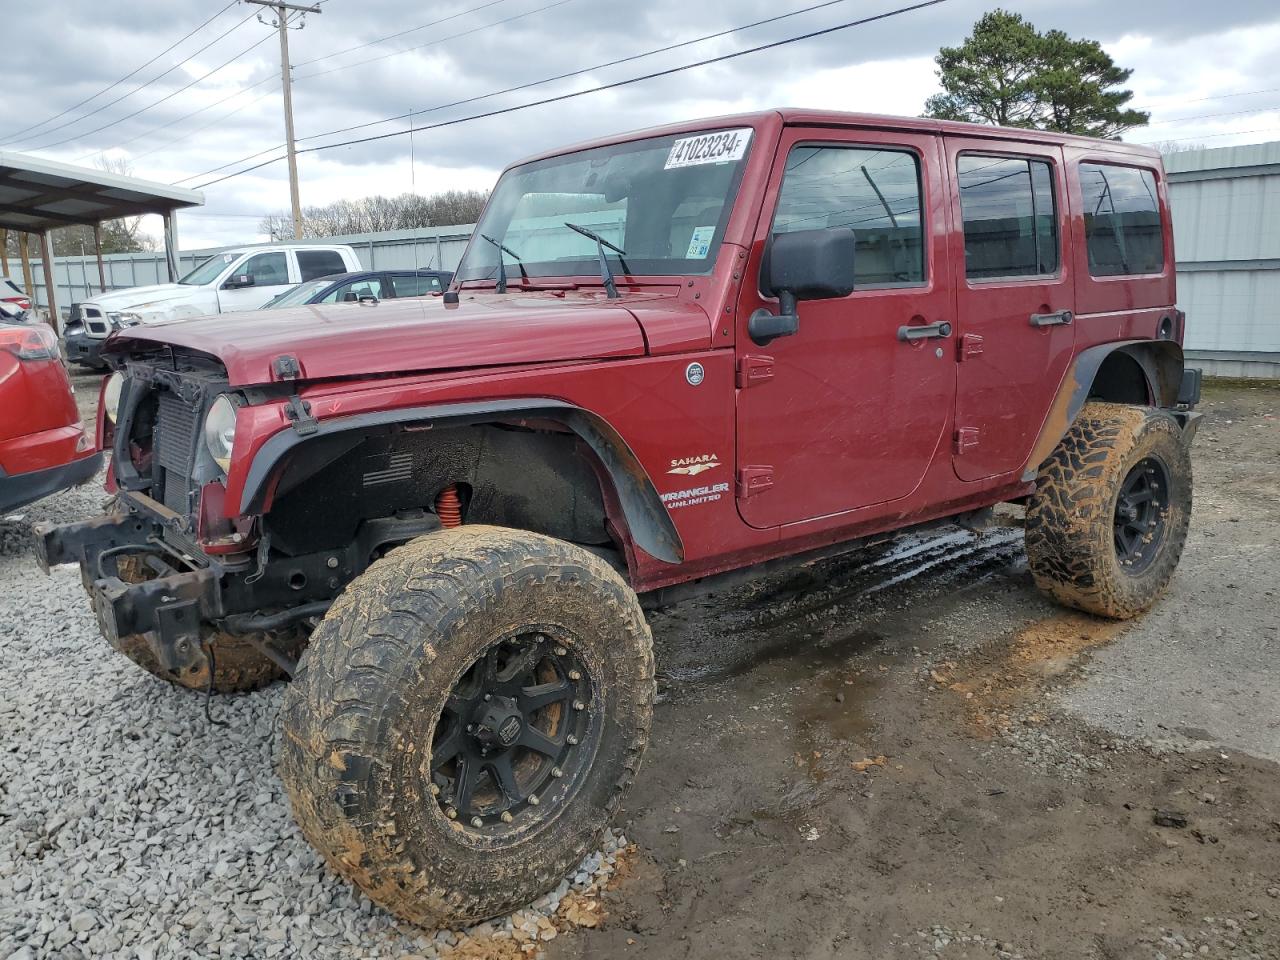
[33,349,438,682]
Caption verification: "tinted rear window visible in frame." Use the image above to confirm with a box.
[1079,163,1164,276]
[297,249,349,282]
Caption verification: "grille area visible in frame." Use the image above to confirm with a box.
[155,390,200,516]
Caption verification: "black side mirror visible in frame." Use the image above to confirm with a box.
[226,274,255,289]
[749,228,857,346]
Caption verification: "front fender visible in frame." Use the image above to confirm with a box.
[237,398,684,565]
[1022,339,1185,482]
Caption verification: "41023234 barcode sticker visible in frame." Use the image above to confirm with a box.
[665,129,753,170]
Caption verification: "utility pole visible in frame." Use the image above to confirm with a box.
[246,0,320,240]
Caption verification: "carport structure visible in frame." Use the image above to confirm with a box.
[0,152,203,325]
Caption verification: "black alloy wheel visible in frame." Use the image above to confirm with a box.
[431,630,594,831]
[1113,455,1170,573]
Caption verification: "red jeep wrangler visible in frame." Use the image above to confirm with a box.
[36,110,1200,927]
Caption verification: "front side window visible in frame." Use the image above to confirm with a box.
[322,277,384,302]
[455,127,754,283]
[240,252,289,286]
[297,249,348,282]
[390,273,443,297]
[958,155,1059,280]
[1079,163,1164,276]
[771,145,925,287]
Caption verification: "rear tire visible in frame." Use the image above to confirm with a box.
[278,525,653,928]
[1025,401,1192,619]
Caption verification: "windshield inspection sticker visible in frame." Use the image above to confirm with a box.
[665,128,752,170]
[686,225,715,259]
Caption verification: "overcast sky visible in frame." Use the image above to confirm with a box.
[5,0,1279,249]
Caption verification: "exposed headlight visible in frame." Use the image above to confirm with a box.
[203,395,239,472]
[103,372,124,424]
[108,311,143,328]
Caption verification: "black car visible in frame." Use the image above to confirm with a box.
[261,269,453,309]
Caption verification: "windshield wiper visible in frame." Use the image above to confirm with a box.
[564,222,628,299]
[479,233,529,293]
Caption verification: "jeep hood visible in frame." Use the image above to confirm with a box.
[106,293,683,386]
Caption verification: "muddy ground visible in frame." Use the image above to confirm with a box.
[32,375,1280,959]
[559,380,1280,960]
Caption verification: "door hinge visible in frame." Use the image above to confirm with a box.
[284,394,319,436]
[958,333,984,361]
[736,354,775,388]
[953,426,980,455]
[736,465,774,498]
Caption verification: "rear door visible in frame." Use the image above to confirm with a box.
[944,139,1073,481]
[734,127,956,529]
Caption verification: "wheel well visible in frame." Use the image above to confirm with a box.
[264,421,617,560]
[1088,351,1151,405]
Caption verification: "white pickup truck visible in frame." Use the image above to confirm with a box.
[66,244,361,366]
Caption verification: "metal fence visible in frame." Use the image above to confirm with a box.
[9,223,475,315]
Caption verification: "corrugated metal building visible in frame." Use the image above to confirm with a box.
[1166,140,1280,378]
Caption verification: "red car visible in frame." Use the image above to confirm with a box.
[0,322,101,512]
[38,109,1199,928]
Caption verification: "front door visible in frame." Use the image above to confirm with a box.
[218,250,295,312]
[944,139,1074,481]
[735,128,956,530]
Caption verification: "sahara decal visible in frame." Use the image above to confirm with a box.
[668,453,721,476]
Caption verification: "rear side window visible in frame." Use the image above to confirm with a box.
[390,273,443,297]
[297,249,349,282]
[957,155,1058,280]
[771,145,925,287]
[1079,163,1164,276]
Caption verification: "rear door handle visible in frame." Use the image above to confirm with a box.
[1029,310,1073,328]
[897,320,952,342]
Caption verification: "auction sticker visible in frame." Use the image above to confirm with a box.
[665,128,753,169]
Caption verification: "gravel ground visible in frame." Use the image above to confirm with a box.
[0,481,628,959]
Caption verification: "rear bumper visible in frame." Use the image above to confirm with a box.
[0,450,102,513]
[64,331,109,368]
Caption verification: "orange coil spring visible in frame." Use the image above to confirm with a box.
[436,484,463,528]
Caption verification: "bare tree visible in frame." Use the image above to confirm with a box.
[259,189,488,240]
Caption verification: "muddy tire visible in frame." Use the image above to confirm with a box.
[1026,401,1192,620]
[108,555,305,693]
[278,524,654,927]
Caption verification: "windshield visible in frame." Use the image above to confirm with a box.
[455,127,754,284]
[179,252,239,286]
[262,277,332,308]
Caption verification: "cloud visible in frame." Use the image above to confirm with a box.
[3,0,1278,247]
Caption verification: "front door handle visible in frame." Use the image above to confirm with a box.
[897,320,952,342]
[1029,309,1073,328]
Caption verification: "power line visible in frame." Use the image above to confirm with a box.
[294,0,576,83]
[192,0,948,190]
[76,79,279,163]
[294,0,865,146]
[1133,126,1280,146]
[25,23,281,153]
[1142,103,1280,127]
[178,0,883,185]
[292,0,511,68]
[0,0,241,145]
[8,6,259,150]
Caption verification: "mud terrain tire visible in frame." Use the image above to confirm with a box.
[109,555,305,693]
[1026,401,1192,619]
[278,525,654,927]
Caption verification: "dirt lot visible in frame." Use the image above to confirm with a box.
[4,377,1278,960]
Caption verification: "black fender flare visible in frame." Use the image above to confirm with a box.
[1022,339,1185,482]
[238,398,684,564]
